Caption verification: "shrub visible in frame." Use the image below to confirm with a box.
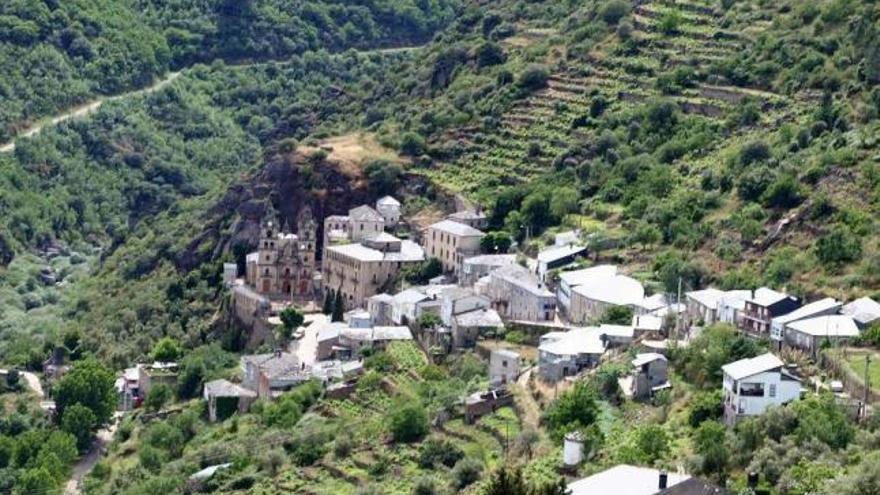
[517,65,549,91]
[452,458,483,489]
[151,337,182,362]
[762,174,804,208]
[389,401,429,443]
[816,225,862,265]
[400,133,426,156]
[418,438,464,468]
[599,0,629,25]
[689,390,724,427]
[475,42,505,67]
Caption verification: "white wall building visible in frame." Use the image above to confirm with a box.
[722,353,801,425]
[489,349,520,386]
[784,315,860,358]
[556,265,618,315]
[770,297,841,345]
[485,264,556,322]
[375,196,401,225]
[424,219,484,274]
[569,274,644,324]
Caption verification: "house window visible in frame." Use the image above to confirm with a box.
[740,382,765,397]
[502,360,508,368]
[769,384,776,397]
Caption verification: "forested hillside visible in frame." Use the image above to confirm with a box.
[0,0,458,142]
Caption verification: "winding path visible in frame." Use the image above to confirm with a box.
[0,44,423,154]
[0,72,181,154]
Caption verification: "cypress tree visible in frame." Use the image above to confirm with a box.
[332,289,345,322]
[322,290,334,315]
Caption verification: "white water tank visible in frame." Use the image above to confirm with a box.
[563,431,585,467]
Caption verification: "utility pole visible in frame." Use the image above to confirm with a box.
[864,354,871,421]
[674,277,682,342]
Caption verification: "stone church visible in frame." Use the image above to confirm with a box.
[245,204,317,300]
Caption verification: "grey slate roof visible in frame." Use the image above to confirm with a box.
[721,353,784,380]
[204,379,257,398]
[428,219,484,237]
[349,205,384,222]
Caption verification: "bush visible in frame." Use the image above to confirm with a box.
[418,438,464,468]
[517,65,549,91]
[599,0,629,25]
[452,458,483,489]
[544,381,602,442]
[389,401,429,443]
[475,42,505,67]
[400,132,427,156]
[689,390,724,427]
[816,225,862,265]
[151,337,182,362]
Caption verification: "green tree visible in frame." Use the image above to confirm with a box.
[389,401,429,443]
[400,133,426,156]
[322,290,334,315]
[278,306,305,342]
[693,421,729,478]
[15,467,54,495]
[54,358,116,427]
[151,337,182,362]
[816,225,862,266]
[481,231,512,253]
[630,222,661,249]
[475,41,505,67]
[418,312,443,329]
[144,383,173,412]
[364,160,404,195]
[689,390,723,427]
[332,290,345,322]
[517,65,549,91]
[61,403,96,452]
[820,451,880,495]
[544,381,602,442]
[635,425,669,463]
[598,305,633,325]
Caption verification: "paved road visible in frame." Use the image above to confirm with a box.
[64,414,120,495]
[290,313,328,366]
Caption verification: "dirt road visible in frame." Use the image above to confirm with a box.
[64,414,120,495]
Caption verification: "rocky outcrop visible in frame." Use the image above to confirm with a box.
[174,151,375,272]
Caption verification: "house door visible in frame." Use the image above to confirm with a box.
[262,280,271,293]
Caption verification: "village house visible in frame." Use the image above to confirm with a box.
[322,234,424,310]
[424,219,484,274]
[489,349,520,386]
[783,315,860,358]
[459,254,517,286]
[338,326,413,353]
[769,297,841,349]
[631,353,669,400]
[447,208,488,230]
[375,196,401,225]
[203,379,257,422]
[739,287,801,337]
[684,288,726,326]
[346,308,372,328]
[717,290,753,326]
[538,327,606,382]
[440,287,491,326]
[322,203,388,248]
[842,296,880,329]
[116,362,178,409]
[722,353,801,425]
[632,314,664,339]
[536,243,588,280]
[366,293,394,325]
[483,264,556,322]
[316,322,349,361]
[245,205,317,300]
[556,265,618,316]
[452,308,504,348]
[568,465,691,495]
[633,293,670,316]
[241,351,309,399]
[599,324,636,347]
[569,274,645,324]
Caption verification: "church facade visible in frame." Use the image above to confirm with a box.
[245,205,317,300]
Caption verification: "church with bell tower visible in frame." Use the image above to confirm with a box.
[245,203,317,300]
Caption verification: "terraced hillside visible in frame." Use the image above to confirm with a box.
[428,0,815,198]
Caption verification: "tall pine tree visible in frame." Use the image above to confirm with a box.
[322,290,334,315]
[332,289,345,322]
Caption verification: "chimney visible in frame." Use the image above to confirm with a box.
[658,472,668,490]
